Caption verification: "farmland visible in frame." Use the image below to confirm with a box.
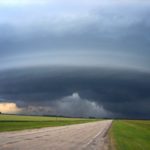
[110,120,150,150]
[0,114,99,132]
[1,115,150,150]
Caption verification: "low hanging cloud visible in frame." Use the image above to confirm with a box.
[21,92,111,117]
[0,66,150,119]
[49,92,111,117]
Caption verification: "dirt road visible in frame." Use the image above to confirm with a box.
[0,120,112,150]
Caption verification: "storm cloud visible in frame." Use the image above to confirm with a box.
[0,66,150,118]
[0,0,150,118]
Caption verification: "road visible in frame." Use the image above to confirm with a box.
[0,120,112,150]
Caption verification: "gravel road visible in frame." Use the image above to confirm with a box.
[0,120,112,150]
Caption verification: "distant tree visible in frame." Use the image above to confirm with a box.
[89,116,96,119]
[0,112,1,114]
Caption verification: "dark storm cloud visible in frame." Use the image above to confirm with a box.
[0,66,150,118]
[0,1,150,118]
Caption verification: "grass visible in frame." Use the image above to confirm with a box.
[110,120,150,150]
[0,114,100,132]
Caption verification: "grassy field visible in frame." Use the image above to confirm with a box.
[0,114,100,132]
[110,120,150,150]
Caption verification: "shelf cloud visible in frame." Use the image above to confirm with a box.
[0,0,150,118]
[0,67,150,118]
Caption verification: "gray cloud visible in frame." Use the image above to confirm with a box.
[20,92,111,117]
[0,1,150,72]
[0,66,150,119]
[0,1,150,118]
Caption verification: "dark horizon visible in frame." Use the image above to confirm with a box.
[0,66,150,119]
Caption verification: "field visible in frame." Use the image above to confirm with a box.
[1,116,150,150]
[110,120,150,150]
[0,114,99,132]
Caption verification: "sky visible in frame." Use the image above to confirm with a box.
[0,0,150,118]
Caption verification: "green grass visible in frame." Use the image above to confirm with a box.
[110,120,150,150]
[0,114,100,132]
